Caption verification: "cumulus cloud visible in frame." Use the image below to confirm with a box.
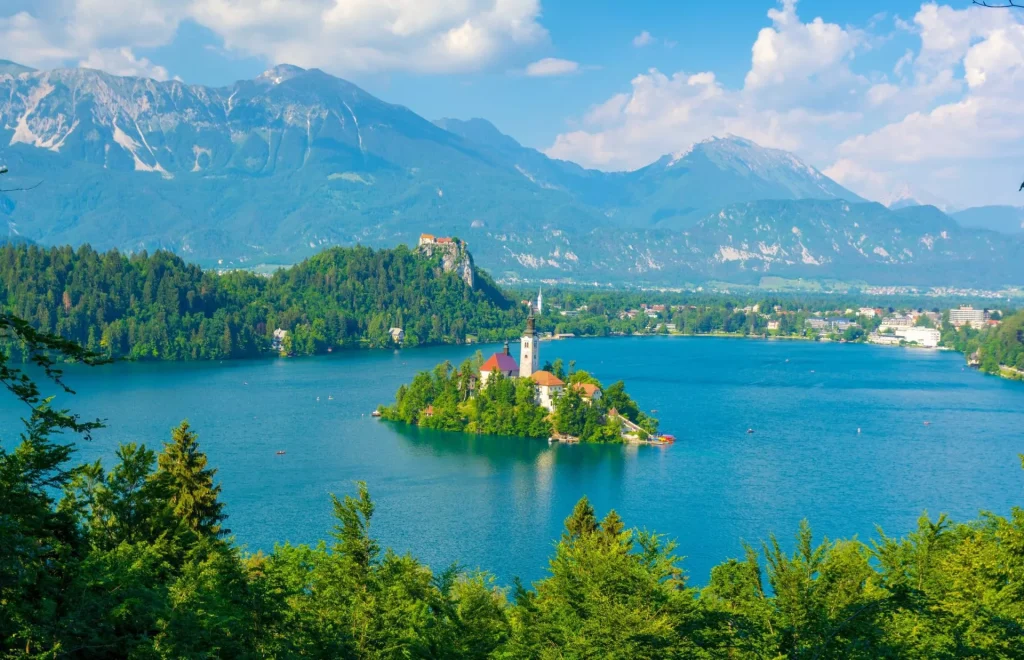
[633,31,654,47]
[79,47,171,80]
[1,0,548,76]
[546,1,863,171]
[744,0,860,90]
[546,0,1024,207]
[525,57,579,77]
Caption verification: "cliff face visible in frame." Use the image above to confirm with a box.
[417,240,474,288]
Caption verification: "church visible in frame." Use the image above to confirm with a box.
[478,314,566,411]
[479,314,539,384]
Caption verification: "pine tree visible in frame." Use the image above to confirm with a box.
[563,497,598,541]
[156,421,228,537]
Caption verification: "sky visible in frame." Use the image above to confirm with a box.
[2,0,1023,209]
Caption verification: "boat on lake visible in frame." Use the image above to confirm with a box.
[371,410,382,417]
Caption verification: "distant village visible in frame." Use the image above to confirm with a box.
[549,299,1002,350]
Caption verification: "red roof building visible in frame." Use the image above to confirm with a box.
[531,371,565,387]
[572,382,601,400]
[481,353,519,373]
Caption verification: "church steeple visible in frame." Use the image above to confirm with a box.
[519,312,539,378]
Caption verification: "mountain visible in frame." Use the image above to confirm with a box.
[884,184,955,213]
[952,206,1024,234]
[1,62,1022,286]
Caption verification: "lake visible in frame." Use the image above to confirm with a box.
[3,337,1023,585]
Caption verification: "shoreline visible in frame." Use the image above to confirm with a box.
[48,331,1023,384]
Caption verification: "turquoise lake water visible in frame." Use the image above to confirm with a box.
[3,337,1022,585]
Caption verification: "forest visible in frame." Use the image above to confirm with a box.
[379,354,657,442]
[1,311,1023,658]
[0,243,525,360]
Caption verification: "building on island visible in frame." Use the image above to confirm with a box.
[531,371,564,410]
[477,314,600,413]
[519,314,539,378]
[949,305,986,329]
[479,342,519,388]
[572,382,602,404]
[389,327,405,344]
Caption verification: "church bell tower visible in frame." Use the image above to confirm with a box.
[520,314,539,378]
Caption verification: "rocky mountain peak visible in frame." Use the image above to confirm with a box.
[256,64,307,85]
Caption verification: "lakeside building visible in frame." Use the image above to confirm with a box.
[807,318,857,332]
[868,327,941,348]
[388,327,404,344]
[879,315,915,331]
[949,305,987,328]
[478,343,518,387]
[572,382,602,404]
[531,371,564,410]
[475,315,606,413]
[868,333,901,346]
[898,327,941,347]
[272,328,288,352]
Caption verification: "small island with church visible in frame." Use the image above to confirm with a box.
[377,304,668,444]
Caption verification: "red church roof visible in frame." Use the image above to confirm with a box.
[481,353,519,373]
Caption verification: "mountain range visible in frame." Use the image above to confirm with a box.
[1,60,1022,287]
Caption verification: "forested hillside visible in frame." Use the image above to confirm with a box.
[0,242,523,360]
[978,310,1024,375]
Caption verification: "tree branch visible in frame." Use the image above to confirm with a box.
[0,180,43,193]
[0,165,43,192]
[972,0,1024,7]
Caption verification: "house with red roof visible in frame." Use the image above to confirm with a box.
[531,370,565,410]
[572,382,602,404]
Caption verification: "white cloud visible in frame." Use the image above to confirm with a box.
[0,12,76,69]
[867,82,900,106]
[633,31,654,47]
[546,1,864,171]
[1,0,548,76]
[547,0,1024,207]
[525,57,579,77]
[744,0,861,90]
[79,47,170,81]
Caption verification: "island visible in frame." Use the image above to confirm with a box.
[378,313,665,444]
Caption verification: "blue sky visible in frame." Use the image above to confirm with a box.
[2,0,1023,208]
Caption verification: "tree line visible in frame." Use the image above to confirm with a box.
[2,312,1024,657]
[0,243,525,361]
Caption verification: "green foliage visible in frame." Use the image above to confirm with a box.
[978,311,1024,375]
[382,357,653,442]
[0,242,524,360]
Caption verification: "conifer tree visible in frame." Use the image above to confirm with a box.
[156,421,228,538]
[563,497,598,541]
